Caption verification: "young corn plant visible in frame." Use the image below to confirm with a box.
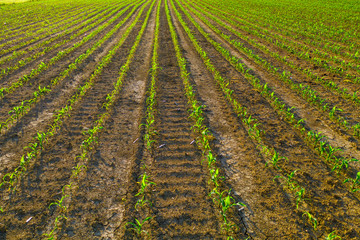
[36,132,47,150]
[326,231,342,240]
[353,123,360,137]
[126,217,152,237]
[49,189,69,213]
[206,150,216,169]
[344,172,360,192]
[265,150,287,169]
[209,167,223,189]
[210,189,245,232]
[135,195,152,210]
[45,214,68,239]
[295,187,307,209]
[332,158,358,174]
[143,132,156,150]
[81,125,103,152]
[273,169,299,191]
[307,131,323,147]
[325,145,342,163]
[1,171,18,191]
[72,162,87,179]
[302,211,318,230]
[136,173,156,197]
[329,106,342,121]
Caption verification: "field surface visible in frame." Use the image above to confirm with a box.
[0,0,29,4]
[0,0,360,239]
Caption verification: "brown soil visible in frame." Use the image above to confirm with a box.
[0,0,359,239]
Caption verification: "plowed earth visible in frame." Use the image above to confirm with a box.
[0,0,359,239]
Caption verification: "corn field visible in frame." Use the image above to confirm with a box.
[0,0,359,239]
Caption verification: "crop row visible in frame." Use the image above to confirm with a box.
[171,0,359,237]
[186,0,360,141]
[127,0,161,236]
[0,3,96,51]
[0,2,125,81]
[167,0,246,237]
[0,1,95,40]
[203,0,360,62]
[202,0,360,77]
[191,0,360,113]
[0,0,146,196]
[0,0,137,99]
[178,0,360,185]
[0,0,139,134]
[44,1,154,238]
[0,1,120,71]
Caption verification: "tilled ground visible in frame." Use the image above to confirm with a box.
[0,0,359,239]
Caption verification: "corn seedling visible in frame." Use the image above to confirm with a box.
[210,189,245,230]
[36,132,47,150]
[353,123,360,137]
[43,214,67,240]
[206,150,216,168]
[273,169,299,191]
[329,106,342,120]
[49,194,68,212]
[135,195,152,210]
[295,187,306,209]
[302,211,318,230]
[325,145,342,163]
[265,150,286,169]
[326,231,342,240]
[126,217,152,237]
[136,173,156,197]
[1,171,19,191]
[332,157,358,174]
[344,172,360,192]
[307,131,323,147]
[209,167,223,189]
[143,132,156,150]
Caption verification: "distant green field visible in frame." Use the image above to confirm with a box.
[0,0,29,3]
